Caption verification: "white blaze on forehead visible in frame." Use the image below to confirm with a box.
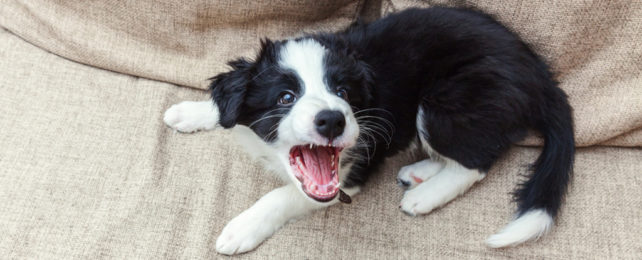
[278,39,328,95]
[275,38,359,150]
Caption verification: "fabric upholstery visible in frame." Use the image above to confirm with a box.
[1,1,641,259]
[0,0,640,147]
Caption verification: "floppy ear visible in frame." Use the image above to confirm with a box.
[209,58,253,128]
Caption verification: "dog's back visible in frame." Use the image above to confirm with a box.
[330,7,575,247]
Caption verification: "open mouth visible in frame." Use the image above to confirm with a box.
[289,144,342,202]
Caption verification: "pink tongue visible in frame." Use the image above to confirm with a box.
[301,147,332,184]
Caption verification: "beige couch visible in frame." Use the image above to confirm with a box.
[1,0,640,258]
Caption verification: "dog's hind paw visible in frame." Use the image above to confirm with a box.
[399,163,484,216]
[396,159,444,190]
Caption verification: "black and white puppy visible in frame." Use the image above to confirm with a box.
[164,7,574,255]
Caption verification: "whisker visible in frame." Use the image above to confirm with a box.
[361,127,389,147]
[263,124,281,142]
[247,114,285,127]
[358,122,395,143]
[357,116,395,141]
[362,121,393,140]
[354,108,394,116]
[354,136,371,164]
[247,107,291,128]
[360,124,392,147]
[248,114,287,128]
[359,129,377,161]
[356,115,396,132]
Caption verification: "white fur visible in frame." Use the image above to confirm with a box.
[231,126,290,181]
[213,132,359,255]
[276,39,359,149]
[216,185,312,255]
[415,107,439,159]
[412,106,551,247]
[274,39,360,200]
[163,101,219,133]
[397,159,445,189]
[168,39,364,256]
[400,106,485,215]
[400,158,485,216]
[215,124,360,255]
[216,184,360,255]
[278,39,327,100]
[486,209,554,248]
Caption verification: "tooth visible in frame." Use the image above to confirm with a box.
[309,144,313,149]
[296,156,303,166]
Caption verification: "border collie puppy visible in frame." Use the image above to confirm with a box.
[164,7,574,255]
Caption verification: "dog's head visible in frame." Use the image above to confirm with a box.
[210,37,373,203]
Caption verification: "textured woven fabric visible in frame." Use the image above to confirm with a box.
[0,0,640,147]
[384,0,642,147]
[1,27,641,260]
[0,0,364,89]
[1,0,641,258]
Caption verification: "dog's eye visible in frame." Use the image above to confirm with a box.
[336,88,349,101]
[278,92,297,105]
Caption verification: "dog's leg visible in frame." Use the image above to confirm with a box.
[396,159,445,189]
[163,100,219,133]
[399,159,485,216]
[216,184,359,255]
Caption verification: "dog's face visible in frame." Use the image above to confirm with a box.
[211,37,373,203]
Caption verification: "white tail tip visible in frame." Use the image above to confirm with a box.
[486,209,554,248]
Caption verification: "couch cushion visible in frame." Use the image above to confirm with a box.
[1,28,641,259]
[0,0,363,89]
[1,0,639,147]
[382,1,642,147]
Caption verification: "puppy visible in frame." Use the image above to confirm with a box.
[164,7,574,255]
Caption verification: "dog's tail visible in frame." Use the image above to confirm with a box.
[486,87,575,248]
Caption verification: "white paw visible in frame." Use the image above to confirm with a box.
[399,182,444,216]
[163,101,218,133]
[399,166,483,216]
[216,210,279,255]
[396,159,444,189]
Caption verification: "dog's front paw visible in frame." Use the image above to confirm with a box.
[163,101,218,133]
[216,210,279,255]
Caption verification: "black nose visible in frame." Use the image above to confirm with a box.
[314,110,345,140]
